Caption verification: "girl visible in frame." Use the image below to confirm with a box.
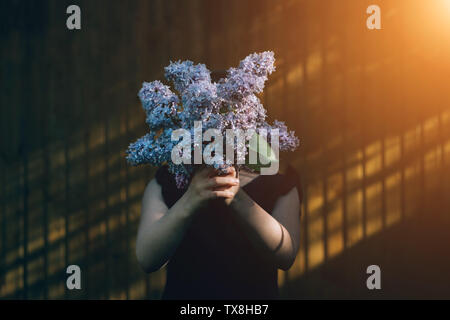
[136,163,302,299]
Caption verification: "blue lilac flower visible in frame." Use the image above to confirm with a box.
[217,51,275,101]
[164,60,211,93]
[126,129,177,166]
[180,80,219,124]
[127,51,299,189]
[138,81,180,129]
[262,120,300,152]
[239,51,276,77]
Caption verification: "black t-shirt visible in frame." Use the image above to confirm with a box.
[155,165,302,300]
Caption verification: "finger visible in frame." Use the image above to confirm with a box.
[205,176,239,188]
[223,166,237,177]
[212,185,235,191]
[209,167,230,178]
[218,166,235,175]
[207,190,235,199]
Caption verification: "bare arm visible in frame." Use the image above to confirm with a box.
[135,168,239,273]
[230,184,301,271]
[135,179,195,273]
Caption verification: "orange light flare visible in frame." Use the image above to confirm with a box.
[438,0,450,13]
[425,0,450,41]
[402,0,450,80]
[431,0,450,80]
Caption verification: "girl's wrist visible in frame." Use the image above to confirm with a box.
[230,188,246,208]
[178,188,202,218]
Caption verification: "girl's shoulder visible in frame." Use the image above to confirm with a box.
[154,165,185,208]
[272,164,303,203]
[155,165,172,185]
[241,164,303,215]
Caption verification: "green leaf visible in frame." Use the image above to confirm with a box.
[246,132,279,172]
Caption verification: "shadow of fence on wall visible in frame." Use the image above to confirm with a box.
[1,105,449,299]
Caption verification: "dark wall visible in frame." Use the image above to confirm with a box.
[1,0,450,299]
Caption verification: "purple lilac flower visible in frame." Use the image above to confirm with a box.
[261,120,300,152]
[138,81,180,129]
[180,80,220,124]
[126,129,177,166]
[164,60,211,93]
[217,51,275,101]
[126,51,299,189]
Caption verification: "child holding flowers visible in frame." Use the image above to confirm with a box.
[129,52,302,299]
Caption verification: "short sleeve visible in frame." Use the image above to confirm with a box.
[279,165,303,206]
[154,165,184,208]
[242,165,303,217]
[155,165,172,187]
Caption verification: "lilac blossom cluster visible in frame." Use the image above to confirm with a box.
[126,51,299,188]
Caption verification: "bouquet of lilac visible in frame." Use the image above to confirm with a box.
[126,51,299,188]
